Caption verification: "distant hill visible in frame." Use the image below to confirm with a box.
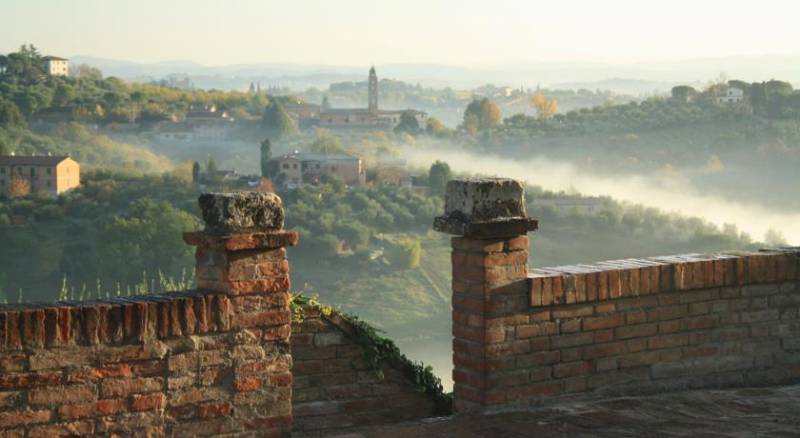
[69,55,800,95]
[549,78,676,95]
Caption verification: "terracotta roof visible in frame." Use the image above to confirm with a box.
[0,155,71,166]
[43,56,68,61]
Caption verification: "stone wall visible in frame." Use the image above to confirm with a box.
[291,303,451,435]
[0,192,296,437]
[437,177,800,413]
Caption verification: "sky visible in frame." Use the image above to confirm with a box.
[1,0,799,66]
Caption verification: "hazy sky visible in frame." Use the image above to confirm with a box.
[1,0,798,66]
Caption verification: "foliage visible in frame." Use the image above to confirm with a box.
[7,174,31,198]
[261,101,295,139]
[671,85,697,102]
[306,129,346,154]
[96,198,201,287]
[0,98,25,128]
[393,110,421,135]
[428,160,452,196]
[530,94,558,119]
[464,97,501,131]
[388,238,422,269]
[290,294,452,415]
[260,137,277,178]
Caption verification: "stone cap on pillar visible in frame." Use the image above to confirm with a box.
[183,192,299,251]
[199,192,284,234]
[433,178,538,238]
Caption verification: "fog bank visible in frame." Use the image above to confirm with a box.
[403,148,800,246]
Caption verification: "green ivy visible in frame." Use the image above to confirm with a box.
[291,294,453,415]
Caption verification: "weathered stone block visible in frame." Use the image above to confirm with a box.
[198,192,284,234]
[434,178,538,238]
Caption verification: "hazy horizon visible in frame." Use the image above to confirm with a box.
[2,0,799,67]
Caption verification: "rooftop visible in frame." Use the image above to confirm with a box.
[279,152,359,161]
[0,155,72,166]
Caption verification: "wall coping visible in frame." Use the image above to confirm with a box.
[183,230,299,251]
[529,248,799,308]
[0,290,233,351]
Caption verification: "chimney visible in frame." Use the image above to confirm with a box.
[183,192,299,433]
[434,178,538,413]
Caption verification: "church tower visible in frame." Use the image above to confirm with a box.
[368,66,378,114]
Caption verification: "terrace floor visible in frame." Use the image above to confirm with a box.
[323,385,800,437]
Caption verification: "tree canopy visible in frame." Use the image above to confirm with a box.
[463,98,501,131]
[428,161,452,196]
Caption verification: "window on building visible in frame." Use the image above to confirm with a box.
[315,164,320,169]
[30,168,35,177]
[282,164,289,169]
[0,168,4,174]
[330,166,336,173]
[293,164,298,169]
[46,181,51,188]
[46,168,52,175]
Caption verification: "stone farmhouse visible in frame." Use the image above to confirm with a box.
[0,179,797,436]
[717,86,745,104]
[0,154,80,197]
[43,55,69,77]
[272,152,366,188]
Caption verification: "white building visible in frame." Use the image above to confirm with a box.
[717,87,744,104]
[43,56,69,77]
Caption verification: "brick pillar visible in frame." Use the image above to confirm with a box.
[184,192,298,436]
[434,178,538,413]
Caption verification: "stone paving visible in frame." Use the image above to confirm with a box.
[322,385,800,437]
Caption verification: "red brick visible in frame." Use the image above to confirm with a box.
[506,382,561,401]
[58,399,126,419]
[131,393,165,412]
[607,270,622,298]
[516,322,557,339]
[268,372,293,387]
[29,384,95,406]
[582,342,625,359]
[647,334,688,350]
[0,409,52,428]
[0,372,61,390]
[198,402,232,419]
[597,271,609,301]
[554,361,592,378]
[233,310,290,329]
[593,329,615,343]
[552,306,594,319]
[530,277,543,307]
[618,351,660,368]
[101,377,163,398]
[660,264,673,291]
[616,323,658,339]
[234,378,262,392]
[28,420,94,437]
[583,314,624,331]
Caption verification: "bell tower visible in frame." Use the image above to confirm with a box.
[368,66,378,114]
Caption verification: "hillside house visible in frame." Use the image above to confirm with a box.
[273,152,366,187]
[0,155,80,196]
[717,86,745,104]
[183,105,234,140]
[43,55,69,76]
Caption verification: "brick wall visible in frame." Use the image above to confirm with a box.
[0,224,297,437]
[451,235,800,413]
[291,303,451,434]
[436,178,800,413]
